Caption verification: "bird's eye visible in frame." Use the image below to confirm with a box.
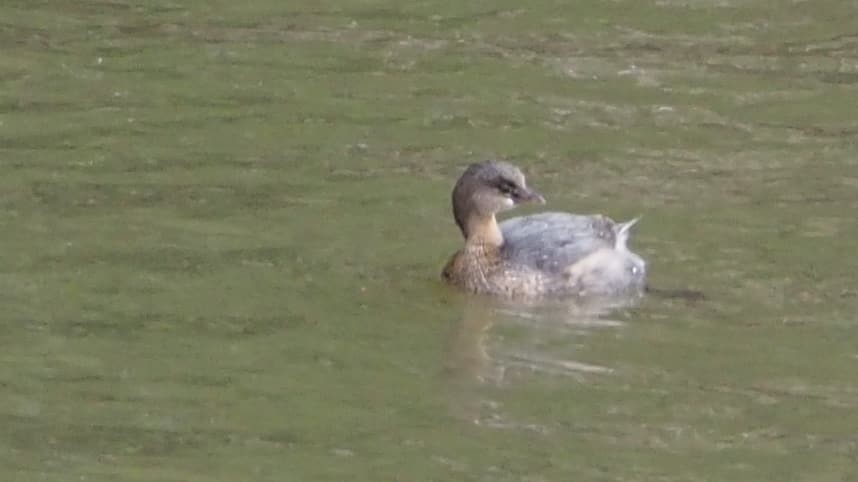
[498,180,516,195]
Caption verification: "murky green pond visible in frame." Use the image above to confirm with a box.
[2,1,857,480]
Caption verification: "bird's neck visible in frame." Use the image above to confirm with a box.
[464,213,503,247]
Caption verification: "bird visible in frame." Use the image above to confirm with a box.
[441,160,646,299]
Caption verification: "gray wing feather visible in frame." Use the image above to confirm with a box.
[500,212,618,274]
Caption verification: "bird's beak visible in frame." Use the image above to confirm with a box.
[517,187,546,205]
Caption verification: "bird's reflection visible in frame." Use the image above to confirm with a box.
[445,295,637,427]
[447,296,634,385]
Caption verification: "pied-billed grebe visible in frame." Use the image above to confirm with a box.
[442,160,646,298]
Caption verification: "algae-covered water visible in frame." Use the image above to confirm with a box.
[2,1,858,480]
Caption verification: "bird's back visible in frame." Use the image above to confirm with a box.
[499,212,619,275]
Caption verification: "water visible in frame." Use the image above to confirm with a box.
[2,1,857,480]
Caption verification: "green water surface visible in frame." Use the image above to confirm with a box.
[2,1,857,480]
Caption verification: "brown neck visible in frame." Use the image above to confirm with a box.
[464,213,503,247]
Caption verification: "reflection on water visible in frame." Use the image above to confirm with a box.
[447,297,633,385]
[445,296,639,433]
